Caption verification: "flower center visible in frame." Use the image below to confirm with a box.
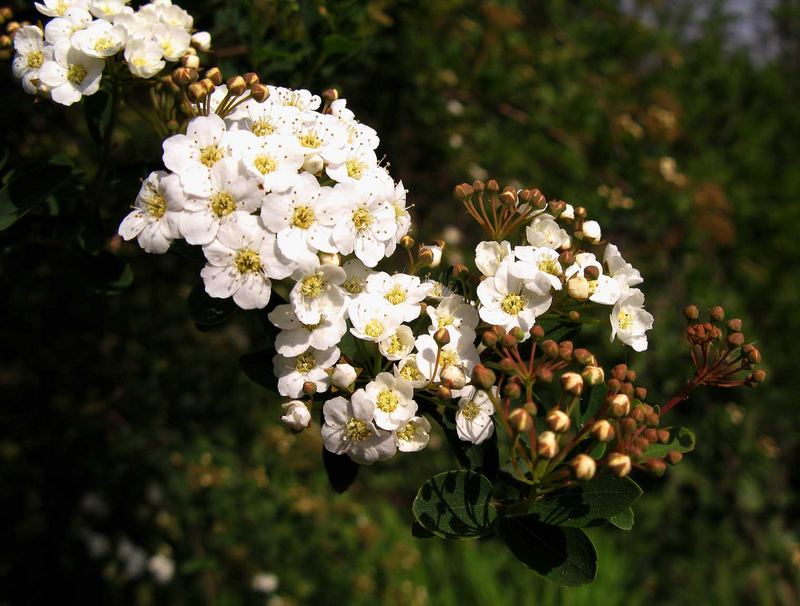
[538,259,561,276]
[292,205,315,229]
[160,40,175,57]
[199,145,224,168]
[300,274,324,298]
[501,293,525,315]
[234,249,262,274]
[27,50,44,69]
[352,207,373,232]
[345,418,371,442]
[439,349,459,368]
[294,352,316,373]
[460,400,481,421]
[437,312,454,327]
[346,159,366,179]
[384,285,406,305]
[298,131,322,149]
[396,421,417,443]
[618,310,634,330]
[210,192,236,217]
[364,319,384,338]
[251,119,274,137]
[254,155,277,174]
[94,36,114,52]
[343,278,364,294]
[400,361,422,381]
[394,203,406,219]
[144,193,167,218]
[55,0,68,16]
[67,63,87,85]
[376,389,399,413]
[385,334,404,354]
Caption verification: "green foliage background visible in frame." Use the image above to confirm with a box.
[1,0,799,604]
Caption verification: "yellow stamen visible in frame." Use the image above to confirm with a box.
[254,155,277,174]
[66,64,87,85]
[364,319,384,338]
[292,206,315,229]
[210,192,236,218]
[294,352,316,373]
[501,293,525,315]
[199,145,224,168]
[234,249,262,274]
[376,390,399,413]
[352,207,373,232]
[300,274,324,298]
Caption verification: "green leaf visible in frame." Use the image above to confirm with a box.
[538,317,582,343]
[498,515,597,586]
[411,520,435,539]
[84,89,113,145]
[609,507,634,530]
[527,475,642,528]
[188,282,236,327]
[322,448,359,493]
[643,427,696,459]
[426,407,499,480]
[412,470,498,539]
[579,381,606,423]
[0,162,72,230]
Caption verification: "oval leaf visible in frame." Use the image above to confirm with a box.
[609,506,635,530]
[412,470,497,539]
[498,515,597,586]
[643,426,696,459]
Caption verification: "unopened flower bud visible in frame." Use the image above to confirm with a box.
[644,428,659,443]
[531,325,545,340]
[226,75,247,96]
[574,348,595,366]
[535,366,553,383]
[499,357,516,373]
[710,305,725,321]
[569,311,580,321]
[6,20,19,34]
[645,459,667,476]
[548,199,566,217]
[620,382,634,398]
[481,330,498,348]
[250,83,270,102]
[199,78,215,94]
[558,341,573,361]
[571,454,597,481]
[583,265,600,282]
[559,250,575,266]
[204,67,223,86]
[318,252,341,266]
[509,327,526,343]
[0,7,13,21]
[683,305,700,320]
[747,347,762,365]
[302,381,317,396]
[574,206,587,220]
[657,429,670,443]
[418,244,443,268]
[453,183,473,199]
[608,394,631,417]
[508,408,533,433]
[727,318,742,332]
[191,31,212,51]
[612,364,628,381]
[633,437,650,451]
[607,453,632,477]
[537,431,559,459]
[503,382,522,400]
[581,365,605,386]
[441,365,466,390]
[607,378,622,392]
[582,220,602,243]
[322,87,338,104]
[433,327,450,347]
[634,387,647,400]
[567,276,589,301]
[546,409,571,433]
[243,72,260,87]
[452,263,469,280]
[0,34,10,48]
[399,235,415,250]
[499,190,516,205]
[541,339,559,358]
[172,67,194,87]
[751,369,767,383]
[472,365,496,390]
[666,451,683,465]
[631,406,645,423]
[281,400,311,431]
[592,420,615,442]
[182,54,200,69]
[560,372,583,396]
[331,363,357,389]
[302,153,324,175]
[186,82,207,103]
[436,385,452,399]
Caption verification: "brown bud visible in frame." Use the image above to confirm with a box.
[499,357,517,374]
[710,306,725,322]
[541,339,559,358]
[302,381,317,396]
[0,34,10,48]
[548,200,566,216]
[436,385,452,400]
[226,75,247,96]
[726,333,744,348]
[631,406,646,423]
[0,8,13,21]
[433,327,450,346]
[645,411,660,427]
[625,370,637,383]
[199,78,215,94]
[657,429,670,443]
[620,417,637,433]
[472,365,497,390]
[558,341,573,361]
[608,394,631,417]
[582,265,600,281]
[634,387,647,400]
[633,437,650,451]
[683,305,700,320]
[321,88,338,104]
[399,235,415,250]
[571,454,597,481]
[531,325,545,340]
[453,183,473,199]
[535,366,553,383]
[666,451,683,465]
[574,206,587,219]
[568,311,580,321]
[574,348,595,366]
[546,409,571,433]
[503,382,522,400]
[243,72,259,87]
[620,383,634,398]
[452,263,469,280]
[508,408,533,433]
[472,180,485,191]
[607,453,632,477]
[751,369,767,383]
[486,179,499,192]
[612,364,628,381]
[499,191,516,206]
[644,428,659,443]
[645,459,667,476]
[6,20,19,34]
[581,365,605,386]
[607,378,622,392]
[250,83,270,103]
[492,326,507,339]
[727,318,742,332]
[481,330,498,348]
[536,431,559,459]
[591,420,615,442]
[560,372,583,396]
[186,82,207,103]
[172,67,195,87]
[205,67,223,85]
[747,347,762,365]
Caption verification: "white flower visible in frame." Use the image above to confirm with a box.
[424,279,453,301]
[274,346,339,397]
[154,4,193,30]
[35,0,87,18]
[178,158,262,245]
[71,19,127,58]
[263,173,341,260]
[124,38,166,78]
[113,10,152,39]
[43,8,92,46]
[419,243,443,268]
[415,331,479,386]
[271,86,321,113]
[294,114,348,165]
[426,294,479,340]
[228,131,304,192]
[332,179,396,267]
[395,416,431,453]
[378,325,415,361]
[455,387,496,444]
[88,0,128,20]
[476,258,552,335]
[234,100,302,137]
[388,180,412,252]
[163,114,231,195]
[325,139,379,184]
[118,171,184,253]
[366,272,432,322]
[604,243,643,289]
[475,240,513,277]
[526,216,570,249]
[364,372,417,430]
[152,23,190,61]
[321,394,396,464]
[565,252,621,305]
[331,363,357,389]
[582,220,602,243]
[280,400,311,430]
[200,212,290,309]
[191,31,211,51]
[268,304,347,357]
[349,295,403,342]
[148,554,175,584]
[610,289,654,352]
[341,259,372,298]
[509,246,563,295]
[394,356,427,389]
[289,257,347,324]
[38,46,104,106]
[561,203,575,220]
[12,25,51,94]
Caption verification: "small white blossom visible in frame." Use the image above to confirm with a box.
[426,294,479,340]
[88,0,128,20]
[228,131,304,193]
[38,45,104,106]
[268,304,347,357]
[163,114,231,195]
[280,400,311,430]
[378,325,415,361]
[364,372,417,431]
[152,23,190,61]
[349,295,403,342]
[455,387,496,444]
[582,220,602,243]
[148,553,175,584]
[565,252,621,305]
[321,394,396,464]
[604,243,643,289]
[251,572,279,594]
[71,18,127,57]
[274,346,339,397]
[510,246,563,295]
[35,0,87,18]
[526,216,570,249]
[476,258,552,335]
[475,240,513,277]
[415,331,480,387]
[366,272,432,322]
[332,179,396,267]
[43,8,92,46]
[289,257,347,324]
[124,37,166,77]
[341,259,372,299]
[331,363,357,389]
[12,25,51,94]
[118,171,184,253]
[191,30,211,51]
[394,355,427,388]
[395,416,431,453]
[610,289,654,352]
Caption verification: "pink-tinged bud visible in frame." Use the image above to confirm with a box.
[472,180,485,191]
[612,364,628,381]
[541,339,559,358]
[633,437,650,451]
[646,459,667,476]
[535,366,554,383]
[620,417,637,433]
[710,305,725,322]
[546,410,571,433]
[625,369,637,382]
[548,199,566,216]
[683,305,700,320]
[486,179,500,192]
[331,363,357,389]
[567,276,589,301]
[481,331,498,348]
[581,365,605,386]
[608,394,631,417]
[453,183,473,199]
[530,325,545,340]
[727,318,742,332]
[644,428,659,443]
[657,429,671,444]
[560,372,583,396]
[727,332,744,347]
[752,369,766,383]
[502,333,519,349]
[433,327,450,347]
[499,357,517,374]
[607,453,632,477]
[571,454,597,481]
[441,365,467,390]
[559,250,575,266]
[558,341,573,361]
[493,325,507,339]
[508,408,533,433]
[620,382,634,398]
[503,382,522,400]
[634,386,647,400]
[666,451,683,465]
[250,83,270,103]
[537,431,559,459]
[472,365,497,390]
[607,378,622,392]
[645,411,659,427]
[436,385,452,400]
[302,381,317,396]
[592,420,615,442]
[574,348,595,366]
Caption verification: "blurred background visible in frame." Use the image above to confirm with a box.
[1,0,799,604]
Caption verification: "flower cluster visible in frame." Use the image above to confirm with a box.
[12,0,209,105]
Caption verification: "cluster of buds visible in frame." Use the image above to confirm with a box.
[170,65,270,119]
[0,7,18,59]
